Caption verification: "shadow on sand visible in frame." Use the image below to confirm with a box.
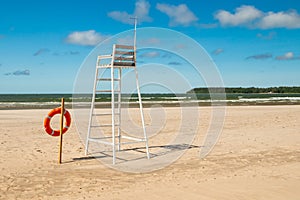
[71,144,201,163]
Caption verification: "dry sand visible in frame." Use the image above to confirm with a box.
[0,105,299,199]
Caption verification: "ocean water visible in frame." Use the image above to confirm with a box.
[0,93,300,109]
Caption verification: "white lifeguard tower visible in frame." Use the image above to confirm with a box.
[85,18,150,164]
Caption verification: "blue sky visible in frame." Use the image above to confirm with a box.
[0,0,300,93]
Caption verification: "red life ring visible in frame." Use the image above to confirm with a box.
[43,107,71,136]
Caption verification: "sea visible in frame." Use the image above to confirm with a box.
[1,93,300,109]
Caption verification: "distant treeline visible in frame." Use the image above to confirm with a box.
[188,86,300,94]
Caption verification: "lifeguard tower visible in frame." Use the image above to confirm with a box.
[85,18,150,164]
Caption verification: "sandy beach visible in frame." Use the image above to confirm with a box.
[0,105,299,199]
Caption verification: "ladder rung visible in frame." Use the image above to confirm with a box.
[88,138,113,146]
[87,139,145,146]
[97,78,120,81]
[93,102,122,106]
[97,64,112,68]
[121,135,145,142]
[91,124,120,127]
[98,55,112,59]
[117,141,146,145]
[92,113,120,116]
[96,90,121,93]
[91,136,120,139]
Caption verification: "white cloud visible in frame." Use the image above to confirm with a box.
[215,5,262,27]
[212,48,224,55]
[173,44,187,50]
[135,0,152,22]
[275,52,296,60]
[246,53,272,60]
[4,69,30,76]
[215,5,300,29]
[256,31,276,40]
[139,51,160,58]
[33,48,50,56]
[140,37,161,45]
[168,61,182,66]
[65,30,108,46]
[258,10,300,29]
[108,11,132,24]
[198,23,218,29]
[108,0,152,24]
[117,36,134,46]
[156,3,198,26]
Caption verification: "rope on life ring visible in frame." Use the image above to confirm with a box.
[43,107,71,136]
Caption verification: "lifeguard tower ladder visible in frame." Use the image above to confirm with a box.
[85,19,150,164]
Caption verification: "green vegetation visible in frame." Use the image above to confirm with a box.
[0,94,73,102]
[188,86,300,94]
[1,87,300,104]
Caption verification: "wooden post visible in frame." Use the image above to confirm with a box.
[58,98,64,164]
